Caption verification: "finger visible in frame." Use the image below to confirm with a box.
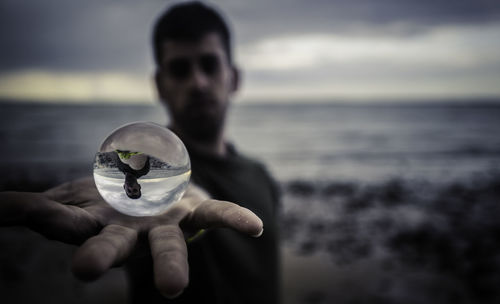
[0,192,100,244]
[186,199,264,237]
[44,176,98,204]
[149,225,189,299]
[72,224,137,281]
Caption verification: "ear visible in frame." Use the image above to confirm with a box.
[230,65,241,93]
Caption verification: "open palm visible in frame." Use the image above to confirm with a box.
[1,177,263,298]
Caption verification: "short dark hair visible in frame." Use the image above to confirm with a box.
[152,1,232,67]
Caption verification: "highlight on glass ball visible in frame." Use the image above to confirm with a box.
[93,122,191,216]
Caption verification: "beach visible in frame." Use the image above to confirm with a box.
[1,101,500,303]
[280,174,500,303]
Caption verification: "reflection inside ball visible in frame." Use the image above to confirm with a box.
[93,122,191,216]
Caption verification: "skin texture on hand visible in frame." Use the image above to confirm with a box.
[0,177,263,298]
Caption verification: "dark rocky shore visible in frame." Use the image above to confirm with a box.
[280,172,500,304]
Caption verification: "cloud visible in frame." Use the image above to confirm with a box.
[0,0,163,72]
[0,0,499,102]
[0,70,155,102]
[1,22,500,103]
[236,23,500,101]
[227,0,500,43]
[1,0,499,72]
[238,24,500,72]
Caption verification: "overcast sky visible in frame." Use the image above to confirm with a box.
[1,0,499,103]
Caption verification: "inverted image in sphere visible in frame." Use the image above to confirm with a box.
[93,122,191,216]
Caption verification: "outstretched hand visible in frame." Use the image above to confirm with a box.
[0,177,263,298]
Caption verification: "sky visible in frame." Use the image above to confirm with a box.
[0,0,500,104]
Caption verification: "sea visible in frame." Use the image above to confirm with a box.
[2,100,500,304]
[1,101,500,188]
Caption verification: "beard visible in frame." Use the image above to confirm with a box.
[172,92,228,143]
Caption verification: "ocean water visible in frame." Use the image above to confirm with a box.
[1,101,499,187]
[228,103,500,183]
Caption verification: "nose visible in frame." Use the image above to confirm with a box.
[188,65,209,90]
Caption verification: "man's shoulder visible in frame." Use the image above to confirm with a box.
[229,146,272,177]
[231,148,281,200]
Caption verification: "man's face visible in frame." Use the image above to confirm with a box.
[124,180,141,199]
[156,32,238,142]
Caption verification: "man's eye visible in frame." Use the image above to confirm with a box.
[167,59,191,80]
[200,55,219,75]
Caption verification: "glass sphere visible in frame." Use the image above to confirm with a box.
[93,122,191,216]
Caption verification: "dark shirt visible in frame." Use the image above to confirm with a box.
[126,143,280,304]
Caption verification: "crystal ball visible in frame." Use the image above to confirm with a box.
[93,122,191,216]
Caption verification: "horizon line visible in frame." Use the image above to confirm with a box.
[1,96,500,107]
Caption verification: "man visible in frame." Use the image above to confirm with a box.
[128,2,280,303]
[0,1,279,304]
[113,150,150,199]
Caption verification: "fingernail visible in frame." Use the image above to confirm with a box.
[253,228,264,238]
[165,289,184,299]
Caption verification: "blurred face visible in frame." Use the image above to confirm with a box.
[124,175,141,199]
[155,32,238,142]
